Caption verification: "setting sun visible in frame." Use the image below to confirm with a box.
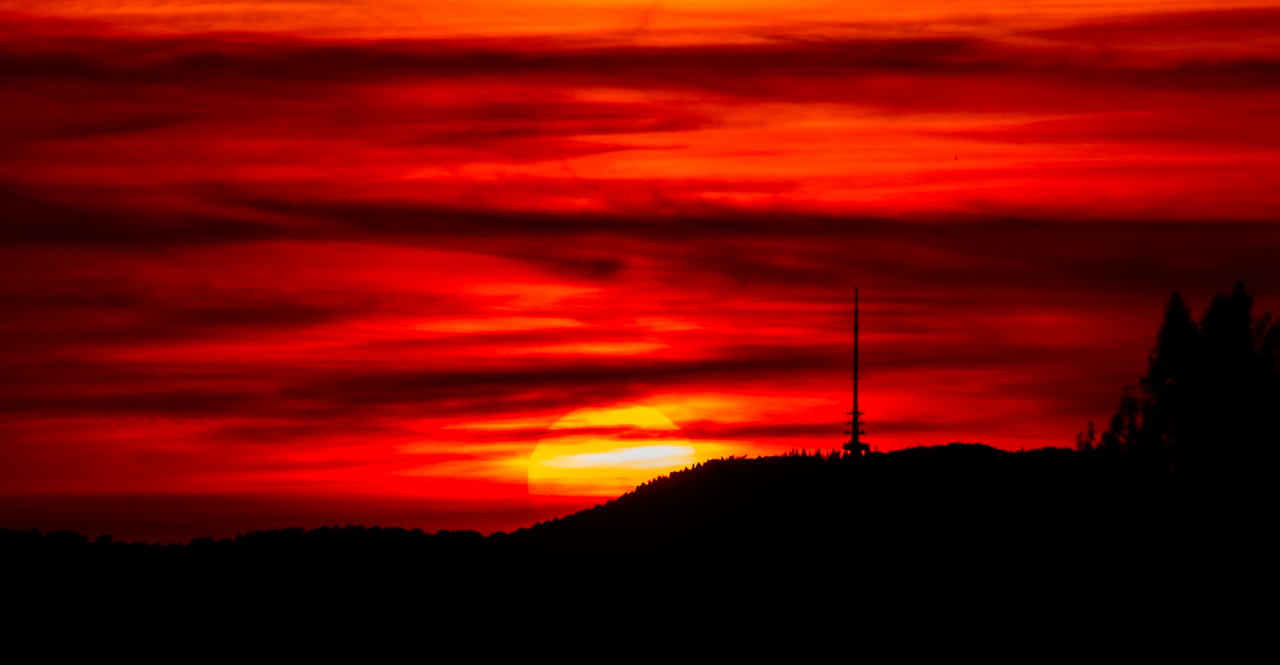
[528,404,697,497]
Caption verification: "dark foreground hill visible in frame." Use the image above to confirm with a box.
[3,443,1266,649]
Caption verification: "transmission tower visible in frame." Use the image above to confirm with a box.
[843,288,870,456]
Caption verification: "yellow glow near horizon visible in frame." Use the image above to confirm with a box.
[528,404,696,497]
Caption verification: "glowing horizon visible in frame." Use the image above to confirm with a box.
[529,404,701,497]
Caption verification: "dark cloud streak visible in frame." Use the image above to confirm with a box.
[4,26,1279,94]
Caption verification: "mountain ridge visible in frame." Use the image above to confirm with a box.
[3,441,1261,647]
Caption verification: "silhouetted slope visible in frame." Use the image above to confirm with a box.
[528,444,1165,554]
[4,443,1252,647]
[516,445,1203,605]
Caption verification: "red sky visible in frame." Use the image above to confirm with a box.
[3,0,1279,541]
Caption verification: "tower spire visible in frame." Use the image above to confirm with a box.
[843,288,870,456]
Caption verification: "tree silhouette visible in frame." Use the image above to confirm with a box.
[1075,420,1096,452]
[1093,282,1279,477]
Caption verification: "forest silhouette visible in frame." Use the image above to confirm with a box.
[3,284,1273,646]
[1079,282,1278,476]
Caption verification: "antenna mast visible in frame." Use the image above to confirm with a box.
[843,288,870,456]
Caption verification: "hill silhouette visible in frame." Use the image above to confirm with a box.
[4,283,1273,649]
[2,444,1257,648]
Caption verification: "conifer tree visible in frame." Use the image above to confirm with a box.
[1092,282,1279,475]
